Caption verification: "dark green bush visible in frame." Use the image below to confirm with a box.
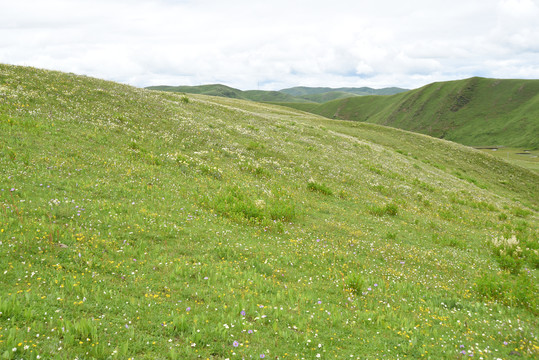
[370,203,398,217]
[307,180,333,195]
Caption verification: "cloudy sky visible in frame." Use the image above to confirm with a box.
[2,0,538,90]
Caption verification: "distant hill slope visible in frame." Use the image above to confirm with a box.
[146,84,408,103]
[3,64,537,359]
[279,86,408,97]
[280,77,539,149]
[146,84,312,103]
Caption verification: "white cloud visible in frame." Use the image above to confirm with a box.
[1,0,538,90]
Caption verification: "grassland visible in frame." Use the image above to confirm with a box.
[477,148,539,173]
[279,77,539,150]
[145,85,407,104]
[279,86,408,98]
[1,64,538,359]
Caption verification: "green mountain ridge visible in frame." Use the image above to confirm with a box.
[280,77,539,149]
[145,84,408,103]
[1,64,538,359]
[279,85,408,96]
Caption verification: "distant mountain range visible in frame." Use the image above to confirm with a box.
[145,84,409,103]
[146,77,539,150]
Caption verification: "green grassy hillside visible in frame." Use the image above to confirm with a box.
[1,65,538,359]
[146,84,312,103]
[146,84,408,104]
[145,84,246,99]
[281,77,539,149]
[297,91,358,103]
[279,86,408,97]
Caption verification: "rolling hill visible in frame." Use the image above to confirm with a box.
[280,77,539,149]
[145,84,408,103]
[1,64,538,359]
[279,85,408,97]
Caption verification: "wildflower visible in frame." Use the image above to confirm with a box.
[260,355,265,358]
[240,310,246,316]
[186,307,191,312]
[233,341,239,347]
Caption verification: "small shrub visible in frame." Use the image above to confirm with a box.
[433,234,467,249]
[345,273,364,295]
[370,203,398,217]
[128,140,144,152]
[513,272,537,310]
[269,201,297,222]
[180,95,189,103]
[307,179,333,196]
[198,164,223,180]
[495,254,522,274]
[208,186,298,224]
[475,271,537,311]
[246,141,264,151]
[475,272,506,300]
[512,207,531,218]
[212,186,264,221]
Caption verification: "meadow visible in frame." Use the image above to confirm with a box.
[0,64,538,359]
[476,148,539,173]
[145,85,406,104]
[279,77,539,151]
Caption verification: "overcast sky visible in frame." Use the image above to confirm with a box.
[2,0,538,90]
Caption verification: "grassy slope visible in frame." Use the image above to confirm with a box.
[146,84,312,103]
[146,85,408,104]
[280,77,539,149]
[298,91,359,103]
[1,65,538,359]
[145,84,246,99]
[279,86,408,96]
